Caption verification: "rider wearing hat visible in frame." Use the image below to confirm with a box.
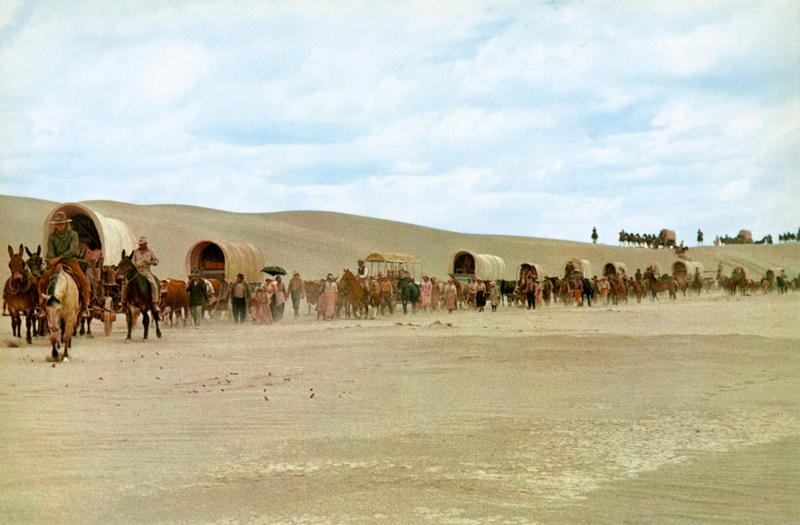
[38,212,92,317]
[357,259,370,291]
[122,236,160,312]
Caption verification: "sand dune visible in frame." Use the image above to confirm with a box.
[2,194,797,283]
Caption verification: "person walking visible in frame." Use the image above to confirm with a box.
[323,274,338,320]
[475,279,486,312]
[444,278,458,313]
[254,278,275,325]
[229,273,250,324]
[489,281,500,312]
[378,273,394,316]
[420,275,432,313]
[186,272,209,327]
[287,271,305,318]
[273,275,287,321]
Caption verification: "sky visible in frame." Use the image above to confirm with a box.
[1,0,798,244]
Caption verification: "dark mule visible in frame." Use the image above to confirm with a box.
[117,250,161,342]
[581,278,594,307]
[497,280,516,306]
[24,245,47,337]
[396,277,421,314]
[5,245,39,343]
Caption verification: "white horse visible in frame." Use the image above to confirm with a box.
[42,269,80,362]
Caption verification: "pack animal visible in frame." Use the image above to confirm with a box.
[5,245,39,344]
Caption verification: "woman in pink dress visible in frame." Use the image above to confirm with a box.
[420,275,432,312]
[254,278,274,325]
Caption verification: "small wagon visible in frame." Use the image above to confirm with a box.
[364,252,420,285]
[449,250,505,284]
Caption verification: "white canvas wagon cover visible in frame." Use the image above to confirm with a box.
[647,262,664,276]
[518,263,545,280]
[671,260,699,277]
[565,258,592,278]
[42,203,137,266]
[603,261,629,276]
[185,240,265,283]
[450,251,506,281]
[364,253,420,264]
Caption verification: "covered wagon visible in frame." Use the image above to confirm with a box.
[603,261,629,278]
[653,229,676,249]
[364,252,420,284]
[42,203,137,315]
[185,240,265,284]
[518,262,545,281]
[646,262,664,277]
[765,267,785,281]
[450,251,505,283]
[736,230,753,243]
[671,260,703,279]
[564,258,592,279]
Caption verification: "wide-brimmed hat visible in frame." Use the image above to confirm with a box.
[293,270,300,275]
[236,273,245,279]
[50,212,72,225]
[138,237,148,245]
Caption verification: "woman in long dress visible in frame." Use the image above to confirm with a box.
[323,274,338,320]
[254,279,274,325]
[420,275,432,312]
[444,279,458,313]
[475,279,486,312]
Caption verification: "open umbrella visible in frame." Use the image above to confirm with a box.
[261,266,287,276]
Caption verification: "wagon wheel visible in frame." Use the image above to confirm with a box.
[103,296,114,337]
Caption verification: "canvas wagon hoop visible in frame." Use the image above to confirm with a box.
[564,258,592,279]
[185,240,266,284]
[364,252,420,284]
[603,261,628,277]
[671,260,703,278]
[646,262,664,277]
[518,263,545,281]
[42,203,138,312]
[449,251,505,283]
[765,267,784,281]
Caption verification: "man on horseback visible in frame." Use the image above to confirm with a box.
[38,212,92,318]
[122,237,160,312]
[357,259,370,293]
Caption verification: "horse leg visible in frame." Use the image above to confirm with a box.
[142,310,150,341]
[125,306,134,342]
[25,312,33,344]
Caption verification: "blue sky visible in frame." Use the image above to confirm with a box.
[1,0,798,244]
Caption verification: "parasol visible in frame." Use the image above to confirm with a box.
[261,266,287,276]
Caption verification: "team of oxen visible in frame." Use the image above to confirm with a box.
[4,243,798,362]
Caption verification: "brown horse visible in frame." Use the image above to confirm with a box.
[644,271,676,300]
[117,250,161,342]
[628,278,644,303]
[339,269,371,319]
[5,245,39,343]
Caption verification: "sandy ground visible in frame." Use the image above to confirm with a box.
[1,291,798,524]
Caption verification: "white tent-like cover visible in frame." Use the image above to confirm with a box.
[42,203,137,267]
[518,263,545,280]
[185,240,266,283]
[565,258,592,279]
[603,261,629,277]
[450,251,506,281]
